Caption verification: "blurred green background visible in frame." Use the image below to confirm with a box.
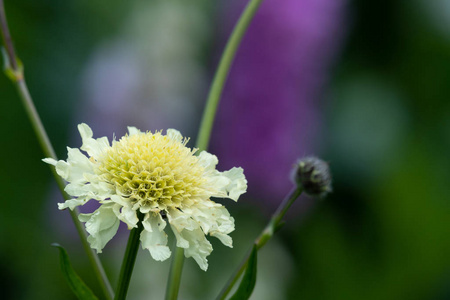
[1,0,450,299]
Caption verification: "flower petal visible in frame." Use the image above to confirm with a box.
[42,158,57,165]
[57,197,89,210]
[221,167,247,201]
[43,148,94,184]
[140,213,171,261]
[127,126,141,136]
[197,151,219,171]
[197,151,247,201]
[78,123,110,158]
[189,200,235,248]
[78,205,120,253]
[167,129,183,142]
[167,208,213,271]
[111,195,139,229]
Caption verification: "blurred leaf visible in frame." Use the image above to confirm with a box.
[230,245,258,300]
[52,243,99,300]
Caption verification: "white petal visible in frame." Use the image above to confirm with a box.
[110,195,139,229]
[81,206,119,252]
[140,213,171,261]
[42,158,57,166]
[127,126,140,136]
[221,167,247,201]
[65,183,92,197]
[167,129,183,142]
[211,232,232,247]
[197,151,247,201]
[167,208,213,271]
[57,197,89,210]
[180,227,212,271]
[78,123,94,140]
[64,148,94,178]
[79,205,120,253]
[167,208,197,231]
[44,148,95,185]
[197,151,219,171]
[190,200,235,248]
[78,123,110,158]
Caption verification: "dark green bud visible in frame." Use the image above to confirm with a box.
[294,156,332,197]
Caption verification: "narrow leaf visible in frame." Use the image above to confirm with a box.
[52,243,99,300]
[229,244,258,300]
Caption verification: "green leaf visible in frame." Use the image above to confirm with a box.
[229,244,258,300]
[52,243,99,300]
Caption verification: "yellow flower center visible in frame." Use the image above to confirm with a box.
[95,131,206,210]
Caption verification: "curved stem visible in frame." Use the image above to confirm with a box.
[114,217,144,300]
[216,187,303,300]
[0,3,113,299]
[195,0,265,152]
[18,80,114,300]
[165,245,185,300]
[0,0,17,70]
[164,0,265,298]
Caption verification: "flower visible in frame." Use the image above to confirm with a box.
[44,123,247,270]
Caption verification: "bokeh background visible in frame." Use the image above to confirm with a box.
[1,0,450,299]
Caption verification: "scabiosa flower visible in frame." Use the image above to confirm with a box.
[43,124,247,271]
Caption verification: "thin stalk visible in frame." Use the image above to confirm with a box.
[164,244,185,300]
[114,217,144,300]
[0,0,17,70]
[16,82,114,300]
[164,0,265,298]
[195,0,264,152]
[216,187,303,300]
[0,2,113,299]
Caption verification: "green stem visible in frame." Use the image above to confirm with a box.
[17,81,114,300]
[0,0,17,70]
[164,245,185,300]
[114,217,144,300]
[216,186,303,300]
[164,0,265,298]
[195,0,265,152]
[0,2,113,299]
[256,186,303,249]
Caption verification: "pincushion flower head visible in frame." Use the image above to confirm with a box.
[44,124,247,271]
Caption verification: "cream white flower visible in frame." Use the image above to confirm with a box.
[44,123,247,270]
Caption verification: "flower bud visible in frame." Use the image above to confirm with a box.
[293,156,332,197]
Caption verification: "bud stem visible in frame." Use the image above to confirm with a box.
[216,186,303,300]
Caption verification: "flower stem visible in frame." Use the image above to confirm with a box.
[114,217,144,300]
[164,243,185,300]
[0,2,114,299]
[216,186,303,300]
[164,0,265,298]
[195,0,265,152]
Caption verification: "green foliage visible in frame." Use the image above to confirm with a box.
[230,245,258,300]
[53,244,99,300]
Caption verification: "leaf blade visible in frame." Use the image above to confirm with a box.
[229,244,258,300]
[52,243,99,300]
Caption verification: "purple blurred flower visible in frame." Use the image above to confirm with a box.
[211,0,346,206]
